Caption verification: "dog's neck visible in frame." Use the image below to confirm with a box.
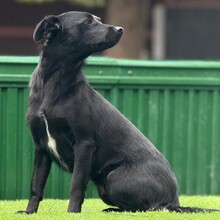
[32,51,88,103]
[39,51,85,83]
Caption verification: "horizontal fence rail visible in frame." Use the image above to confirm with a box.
[0,56,220,200]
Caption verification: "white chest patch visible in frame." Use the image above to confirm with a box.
[41,112,69,171]
[41,113,59,158]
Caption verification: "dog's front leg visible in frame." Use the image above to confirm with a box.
[17,149,52,214]
[68,140,96,213]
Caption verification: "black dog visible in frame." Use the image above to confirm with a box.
[17,11,219,214]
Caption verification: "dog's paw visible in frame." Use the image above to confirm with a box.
[16,210,27,214]
[16,210,36,215]
[102,208,124,212]
[67,207,81,213]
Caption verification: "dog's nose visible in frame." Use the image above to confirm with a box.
[115,26,123,33]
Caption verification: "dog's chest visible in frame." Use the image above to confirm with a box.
[29,109,75,171]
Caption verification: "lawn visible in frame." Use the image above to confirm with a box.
[1,196,220,220]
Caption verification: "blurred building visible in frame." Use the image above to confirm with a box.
[152,0,220,60]
[1,0,220,60]
[0,0,103,55]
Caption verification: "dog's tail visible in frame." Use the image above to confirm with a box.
[166,205,220,213]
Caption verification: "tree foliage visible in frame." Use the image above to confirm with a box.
[15,0,105,7]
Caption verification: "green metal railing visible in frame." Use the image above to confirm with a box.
[0,56,220,200]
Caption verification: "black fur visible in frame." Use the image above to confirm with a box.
[17,11,219,214]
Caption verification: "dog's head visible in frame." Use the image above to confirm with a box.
[33,11,123,58]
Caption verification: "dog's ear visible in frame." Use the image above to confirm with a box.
[33,15,62,46]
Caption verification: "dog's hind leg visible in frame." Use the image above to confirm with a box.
[97,185,115,206]
[101,171,151,212]
[96,185,124,212]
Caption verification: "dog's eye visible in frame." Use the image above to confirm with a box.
[85,19,93,25]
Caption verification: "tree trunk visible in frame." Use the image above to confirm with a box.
[104,0,150,59]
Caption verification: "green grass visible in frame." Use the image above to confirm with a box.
[1,196,220,220]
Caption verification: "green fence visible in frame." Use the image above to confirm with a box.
[0,56,220,200]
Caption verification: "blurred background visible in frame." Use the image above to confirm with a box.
[1,0,220,60]
[1,0,220,199]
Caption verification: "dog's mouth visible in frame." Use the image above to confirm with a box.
[92,41,117,50]
[91,35,122,52]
